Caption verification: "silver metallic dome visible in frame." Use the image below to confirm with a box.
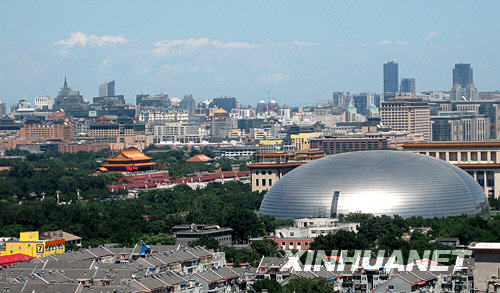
[259,150,489,219]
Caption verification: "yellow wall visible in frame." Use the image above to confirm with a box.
[0,231,65,258]
[291,132,322,150]
[259,139,283,146]
[19,231,39,242]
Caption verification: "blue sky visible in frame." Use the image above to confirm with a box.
[0,1,498,105]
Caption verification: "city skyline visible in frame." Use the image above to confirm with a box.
[1,1,499,105]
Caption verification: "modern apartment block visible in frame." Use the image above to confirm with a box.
[431,112,489,141]
[380,98,431,140]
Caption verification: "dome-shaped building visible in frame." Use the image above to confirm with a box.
[259,151,489,219]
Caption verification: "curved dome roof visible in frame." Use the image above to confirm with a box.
[259,151,489,219]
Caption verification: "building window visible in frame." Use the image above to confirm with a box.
[255,179,259,186]
[471,152,478,161]
[492,152,497,162]
[281,242,285,246]
[449,152,458,161]
[268,179,272,185]
[481,152,488,161]
[262,179,266,186]
[461,152,468,161]
[429,152,436,157]
[289,242,294,247]
[439,152,446,160]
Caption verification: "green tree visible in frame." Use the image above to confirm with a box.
[283,277,335,293]
[253,279,282,293]
[251,239,279,257]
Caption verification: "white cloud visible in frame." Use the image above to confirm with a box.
[292,41,320,46]
[424,31,440,42]
[378,40,392,45]
[153,37,261,57]
[213,40,261,49]
[55,32,128,47]
[257,73,290,84]
[359,40,409,47]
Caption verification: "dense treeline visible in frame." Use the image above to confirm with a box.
[253,277,335,293]
[0,149,117,200]
[309,213,500,263]
[0,181,275,247]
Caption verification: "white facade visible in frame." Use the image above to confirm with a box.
[274,218,359,239]
[381,98,431,140]
[138,110,189,123]
[34,95,54,110]
[153,122,202,143]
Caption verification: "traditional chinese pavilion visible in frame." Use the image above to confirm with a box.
[99,149,156,172]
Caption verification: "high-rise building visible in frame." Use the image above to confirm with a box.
[401,78,416,95]
[212,96,238,112]
[380,97,431,140]
[453,63,473,88]
[431,112,489,141]
[54,77,88,117]
[180,94,196,113]
[99,80,115,97]
[331,92,350,108]
[209,108,232,137]
[352,93,375,117]
[0,101,6,116]
[451,63,477,100]
[383,60,398,99]
[34,95,54,110]
[429,100,500,139]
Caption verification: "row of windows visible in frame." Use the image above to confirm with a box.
[421,151,495,162]
[281,241,310,247]
[10,244,63,251]
[255,179,273,186]
[255,170,273,175]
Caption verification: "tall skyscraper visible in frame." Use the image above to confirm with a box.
[401,78,416,95]
[54,77,88,117]
[453,63,473,88]
[451,63,477,100]
[180,94,196,113]
[99,80,115,97]
[383,60,399,99]
[0,101,6,116]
